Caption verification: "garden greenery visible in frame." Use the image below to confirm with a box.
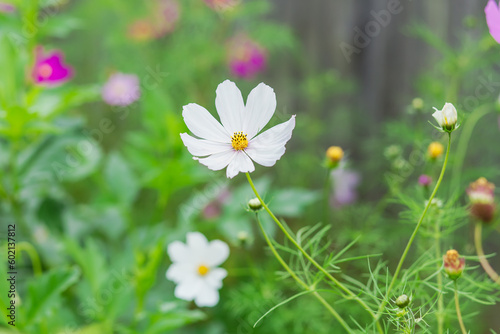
[1,0,500,333]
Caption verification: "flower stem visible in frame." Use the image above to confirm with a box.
[377,132,452,319]
[255,214,354,333]
[474,222,500,285]
[435,219,444,334]
[17,242,42,276]
[245,173,383,333]
[323,169,331,223]
[454,280,467,334]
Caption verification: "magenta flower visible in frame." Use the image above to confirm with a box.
[485,0,500,44]
[0,2,15,13]
[102,73,140,107]
[330,166,360,207]
[418,174,432,187]
[32,47,73,86]
[227,35,267,80]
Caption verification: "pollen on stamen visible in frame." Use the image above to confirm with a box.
[198,264,210,276]
[231,131,248,151]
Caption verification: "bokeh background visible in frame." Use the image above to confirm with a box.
[1,0,500,332]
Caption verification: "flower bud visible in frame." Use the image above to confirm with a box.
[412,98,423,110]
[443,249,465,280]
[248,198,263,211]
[467,177,496,223]
[432,102,458,132]
[395,294,410,309]
[418,174,432,187]
[428,142,444,159]
[326,146,344,168]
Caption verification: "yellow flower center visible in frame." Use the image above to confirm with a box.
[198,264,210,276]
[38,64,53,78]
[231,131,248,151]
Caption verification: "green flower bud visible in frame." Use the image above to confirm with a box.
[395,294,410,309]
[248,198,262,211]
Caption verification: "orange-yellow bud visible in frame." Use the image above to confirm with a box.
[326,146,344,164]
[428,142,444,159]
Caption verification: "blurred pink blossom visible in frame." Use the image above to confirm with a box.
[202,188,230,220]
[32,47,73,86]
[330,166,360,207]
[418,174,432,187]
[102,73,140,106]
[0,2,15,13]
[227,35,267,80]
[128,0,180,41]
[485,0,500,44]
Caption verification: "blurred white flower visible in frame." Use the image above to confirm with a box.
[432,102,457,132]
[180,80,295,178]
[166,232,229,307]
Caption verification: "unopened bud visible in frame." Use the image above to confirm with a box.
[326,146,344,168]
[395,294,410,309]
[248,198,262,211]
[443,249,465,280]
[467,177,496,223]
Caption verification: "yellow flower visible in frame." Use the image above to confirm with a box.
[326,146,344,167]
[428,142,444,159]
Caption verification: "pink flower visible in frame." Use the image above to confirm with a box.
[331,166,360,207]
[102,73,140,106]
[154,0,180,37]
[0,2,15,13]
[32,47,73,86]
[418,174,432,187]
[227,35,267,80]
[485,0,500,44]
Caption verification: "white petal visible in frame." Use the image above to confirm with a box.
[205,240,230,267]
[195,150,237,171]
[226,152,255,179]
[194,284,220,307]
[174,276,204,301]
[186,232,209,257]
[166,263,193,283]
[245,116,295,167]
[167,241,189,263]
[182,103,230,142]
[180,133,231,157]
[244,83,277,139]
[204,268,227,289]
[215,80,245,134]
[432,108,444,126]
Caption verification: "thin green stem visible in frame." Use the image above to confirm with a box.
[255,215,354,333]
[454,281,467,334]
[17,241,42,276]
[474,223,500,285]
[377,132,452,319]
[434,219,444,334]
[246,173,383,333]
[323,169,331,223]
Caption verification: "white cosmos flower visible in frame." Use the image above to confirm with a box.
[180,80,296,178]
[166,232,229,307]
[432,102,457,131]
